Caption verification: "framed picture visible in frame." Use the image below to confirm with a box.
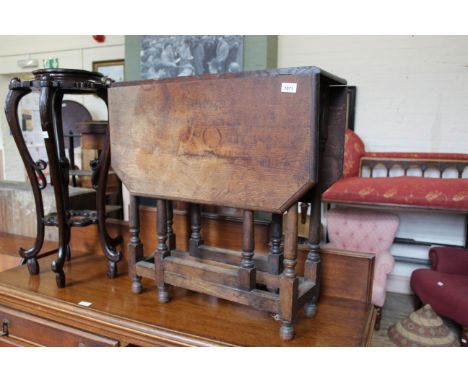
[140,35,243,80]
[92,59,125,82]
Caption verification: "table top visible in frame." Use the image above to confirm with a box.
[109,67,346,213]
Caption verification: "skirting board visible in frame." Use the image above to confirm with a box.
[387,273,413,295]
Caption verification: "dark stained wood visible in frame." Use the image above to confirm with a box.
[462,327,468,347]
[5,70,122,287]
[0,237,374,346]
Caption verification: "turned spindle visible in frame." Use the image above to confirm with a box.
[267,213,283,280]
[238,210,256,290]
[189,203,202,255]
[304,188,321,317]
[128,195,144,294]
[166,200,176,250]
[155,199,170,303]
[279,204,299,341]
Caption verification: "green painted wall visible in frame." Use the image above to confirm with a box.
[243,35,278,70]
[125,35,278,80]
[125,35,142,81]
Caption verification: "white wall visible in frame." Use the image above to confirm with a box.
[278,36,468,293]
[0,35,124,57]
[278,36,468,153]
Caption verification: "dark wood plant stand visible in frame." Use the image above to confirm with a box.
[4,69,122,288]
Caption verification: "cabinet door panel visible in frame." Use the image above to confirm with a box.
[0,305,119,347]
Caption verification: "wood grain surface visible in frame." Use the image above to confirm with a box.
[109,71,318,213]
[0,247,374,346]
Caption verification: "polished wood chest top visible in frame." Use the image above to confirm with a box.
[109,67,345,213]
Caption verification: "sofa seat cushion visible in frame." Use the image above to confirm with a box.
[411,269,468,327]
[323,176,468,211]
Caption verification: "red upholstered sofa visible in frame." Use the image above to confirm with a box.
[411,247,468,346]
[323,129,468,213]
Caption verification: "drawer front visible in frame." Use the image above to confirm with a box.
[0,305,119,347]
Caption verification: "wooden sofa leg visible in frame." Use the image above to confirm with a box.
[374,306,382,331]
[461,326,468,347]
[413,294,423,310]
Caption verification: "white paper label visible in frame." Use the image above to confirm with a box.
[42,131,49,139]
[78,301,93,307]
[281,82,297,93]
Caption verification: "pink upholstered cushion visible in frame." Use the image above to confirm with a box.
[327,207,399,254]
[326,207,399,307]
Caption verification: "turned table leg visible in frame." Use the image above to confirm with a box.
[374,306,382,331]
[304,188,321,317]
[461,326,468,347]
[155,199,170,303]
[189,203,203,256]
[267,213,284,275]
[279,204,299,341]
[128,195,144,294]
[238,210,256,290]
[166,200,176,250]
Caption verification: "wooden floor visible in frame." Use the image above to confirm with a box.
[0,233,375,346]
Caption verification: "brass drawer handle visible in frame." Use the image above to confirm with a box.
[0,319,9,337]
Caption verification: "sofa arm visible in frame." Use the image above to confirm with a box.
[375,251,395,276]
[429,247,468,275]
[371,251,395,307]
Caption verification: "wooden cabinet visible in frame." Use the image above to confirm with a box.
[0,227,376,346]
[0,305,118,347]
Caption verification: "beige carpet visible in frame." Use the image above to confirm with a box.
[371,292,460,346]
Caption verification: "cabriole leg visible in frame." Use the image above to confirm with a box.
[96,90,123,278]
[4,83,46,274]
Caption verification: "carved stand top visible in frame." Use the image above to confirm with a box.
[9,69,112,93]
